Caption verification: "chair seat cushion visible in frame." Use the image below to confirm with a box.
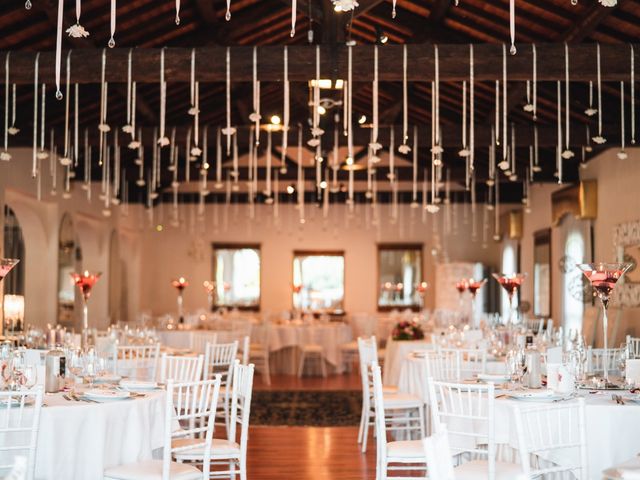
[104,459,202,480]
[383,392,422,409]
[387,440,426,459]
[454,460,523,480]
[173,438,241,461]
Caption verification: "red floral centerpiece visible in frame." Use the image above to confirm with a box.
[392,320,425,341]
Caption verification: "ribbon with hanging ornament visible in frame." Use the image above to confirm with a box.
[631,44,636,146]
[561,43,574,160]
[370,45,381,153]
[593,43,606,144]
[411,126,418,208]
[281,46,290,175]
[60,51,72,166]
[67,0,88,37]
[32,53,40,177]
[222,48,236,155]
[54,0,64,100]
[398,45,411,155]
[158,48,169,147]
[108,0,116,47]
[265,130,273,204]
[308,46,322,147]
[250,47,261,146]
[556,80,563,184]
[2,53,10,161]
[618,80,627,159]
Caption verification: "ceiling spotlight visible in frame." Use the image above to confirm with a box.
[286,185,295,194]
[320,180,328,189]
[318,105,327,115]
[375,26,388,45]
[358,115,367,124]
[345,156,354,166]
[270,115,281,125]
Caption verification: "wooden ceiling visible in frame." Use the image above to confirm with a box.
[0,0,638,204]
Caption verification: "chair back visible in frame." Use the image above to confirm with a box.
[159,354,204,383]
[513,398,588,479]
[114,343,160,380]
[192,332,218,355]
[164,377,221,480]
[587,347,623,375]
[357,337,378,412]
[238,336,250,365]
[426,350,461,382]
[227,361,255,460]
[627,335,640,359]
[203,341,238,388]
[0,387,43,480]
[428,379,496,479]
[357,336,378,369]
[422,425,456,480]
[370,364,389,463]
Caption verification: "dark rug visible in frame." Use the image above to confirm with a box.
[250,390,362,427]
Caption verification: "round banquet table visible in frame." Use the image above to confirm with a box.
[33,390,167,480]
[383,338,435,387]
[258,322,353,375]
[157,330,195,349]
[397,353,508,403]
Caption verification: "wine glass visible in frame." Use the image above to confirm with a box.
[20,365,37,390]
[617,343,629,378]
[83,349,97,388]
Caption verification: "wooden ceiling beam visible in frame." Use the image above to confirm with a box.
[3,43,636,84]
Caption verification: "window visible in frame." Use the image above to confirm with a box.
[377,244,423,310]
[293,251,344,313]
[212,244,261,310]
[563,227,585,333]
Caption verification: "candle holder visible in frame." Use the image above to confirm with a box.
[70,271,102,349]
[171,277,189,323]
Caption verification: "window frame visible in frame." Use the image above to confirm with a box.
[376,243,424,312]
[211,242,262,311]
[292,250,346,314]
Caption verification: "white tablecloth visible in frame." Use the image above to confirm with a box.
[157,330,194,349]
[259,322,353,374]
[397,354,507,403]
[383,338,434,386]
[34,390,167,479]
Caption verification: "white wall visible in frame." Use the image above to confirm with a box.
[0,148,142,330]
[137,201,502,316]
[517,147,640,345]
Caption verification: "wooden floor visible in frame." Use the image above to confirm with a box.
[246,372,376,480]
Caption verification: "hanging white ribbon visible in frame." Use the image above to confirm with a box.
[309,46,323,145]
[347,44,354,167]
[585,81,597,116]
[67,0,89,38]
[9,84,18,136]
[250,47,261,145]
[282,46,290,163]
[561,43,574,159]
[215,127,222,188]
[123,49,133,133]
[60,51,72,166]
[502,44,507,163]
[509,0,516,55]
[54,0,64,99]
[1,53,10,161]
[291,0,296,37]
[399,45,411,154]
[222,48,236,155]
[593,43,606,144]
[469,44,475,172]
[432,45,443,156]
[392,0,397,18]
[158,48,170,146]
[618,81,627,159]
[25,0,32,10]
[108,0,116,48]
[297,127,305,223]
[265,130,273,203]
[389,127,395,181]
[556,81,563,184]
[631,44,636,145]
[411,126,418,207]
[495,80,500,147]
[225,0,231,21]
[175,0,181,25]
[370,45,380,152]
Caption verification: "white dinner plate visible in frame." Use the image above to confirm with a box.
[83,389,131,402]
[507,391,570,402]
[93,374,122,384]
[477,373,511,384]
[119,379,158,390]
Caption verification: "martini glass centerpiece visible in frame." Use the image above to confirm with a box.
[171,277,189,323]
[70,271,102,348]
[492,273,527,326]
[203,280,216,312]
[467,278,487,326]
[577,262,632,387]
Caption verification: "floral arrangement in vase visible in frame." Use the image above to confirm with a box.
[391,320,425,341]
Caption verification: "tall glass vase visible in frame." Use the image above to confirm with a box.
[70,271,101,350]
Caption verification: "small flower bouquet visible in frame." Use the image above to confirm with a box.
[391,320,424,341]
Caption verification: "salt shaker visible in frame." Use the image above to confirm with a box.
[45,349,66,393]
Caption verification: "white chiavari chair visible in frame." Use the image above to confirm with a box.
[113,343,161,381]
[248,323,271,385]
[359,359,425,453]
[587,347,624,376]
[237,335,250,366]
[174,361,254,480]
[296,326,327,378]
[204,341,238,429]
[0,387,43,480]
[627,335,640,359]
[158,354,204,383]
[191,332,218,355]
[524,318,545,335]
[426,350,462,382]
[104,377,221,480]
[422,425,456,480]
[428,379,522,480]
[513,398,587,479]
[371,364,427,480]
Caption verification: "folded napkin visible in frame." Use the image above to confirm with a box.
[627,359,640,385]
